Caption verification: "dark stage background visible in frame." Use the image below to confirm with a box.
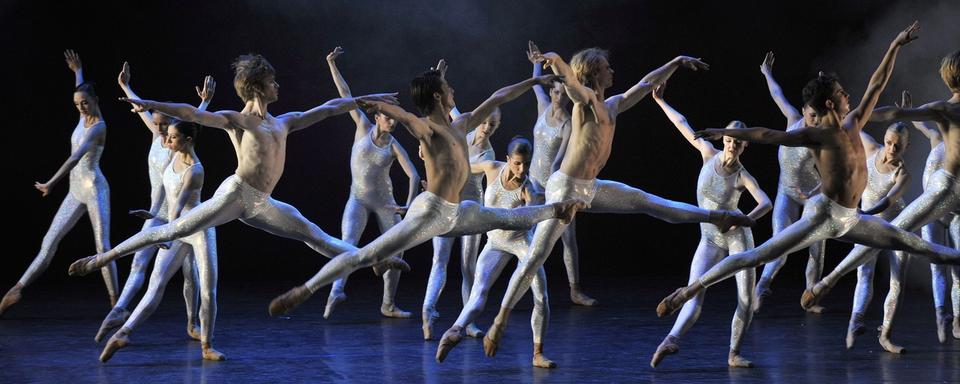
[4,0,959,294]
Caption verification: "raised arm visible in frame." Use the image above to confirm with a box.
[117,61,161,134]
[849,21,919,129]
[694,125,819,147]
[358,99,433,141]
[326,47,374,139]
[858,130,882,155]
[282,93,398,133]
[64,50,84,87]
[652,84,717,159]
[527,41,551,114]
[120,98,244,131]
[469,160,503,182]
[607,55,709,114]
[195,75,216,112]
[861,166,911,215]
[391,141,421,208]
[759,51,802,124]
[536,50,594,105]
[739,170,773,222]
[34,122,106,196]
[454,75,560,133]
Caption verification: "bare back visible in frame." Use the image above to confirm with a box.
[558,98,616,179]
[232,114,289,193]
[935,101,960,176]
[420,118,471,203]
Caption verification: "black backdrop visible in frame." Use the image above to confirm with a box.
[4,0,959,290]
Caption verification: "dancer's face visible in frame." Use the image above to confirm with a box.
[882,130,908,160]
[722,135,747,159]
[828,81,851,117]
[476,112,501,140]
[73,91,99,117]
[801,105,821,127]
[550,82,570,107]
[165,124,193,153]
[593,58,614,89]
[375,112,397,132]
[506,152,530,180]
[152,114,173,147]
[439,79,456,111]
[261,75,280,103]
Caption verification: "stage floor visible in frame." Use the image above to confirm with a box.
[2,276,959,383]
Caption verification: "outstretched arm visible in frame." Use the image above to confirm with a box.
[453,75,560,133]
[358,100,433,141]
[34,122,106,196]
[120,98,245,131]
[861,167,911,215]
[849,21,919,129]
[327,47,374,139]
[527,41,551,114]
[652,84,717,159]
[391,141,421,208]
[694,125,818,147]
[759,51,802,125]
[739,170,773,222]
[607,55,709,114]
[65,50,84,87]
[283,93,398,133]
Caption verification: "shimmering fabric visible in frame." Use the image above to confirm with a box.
[148,137,171,219]
[331,130,404,303]
[122,160,219,345]
[453,165,549,342]
[920,143,960,315]
[20,119,118,299]
[304,191,560,293]
[851,152,907,323]
[761,120,824,286]
[530,107,566,188]
[670,154,755,351]
[498,171,713,310]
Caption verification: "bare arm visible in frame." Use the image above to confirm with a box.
[537,51,594,105]
[65,50,84,87]
[34,122,105,196]
[391,141,421,208]
[858,130,882,155]
[527,41,551,114]
[759,51,802,125]
[454,75,559,133]
[326,47,374,139]
[849,22,919,129]
[283,93,398,133]
[739,170,773,222]
[470,160,501,180]
[117,62,160,135]
[358,100,433,141]
[120,97,249,132]
[195,75,216,112]
[861,167,910,215]
[694,126,819,147]
[607,56,709,114]
[652,84,717,159]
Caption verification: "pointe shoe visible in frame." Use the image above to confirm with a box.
[650,335,680,368]
[727,349,754,368]
[95,307,131,343]
[878,330,905,354]
[0,283,24,317]
[532,353,557,368]
[69,255,103,277]
[483,324,504,357]
[435,325,464,362]
[380,303,412,319]
[100,328,131,363]
[556,199,588,224]
[845,312,865,349]
[187,322,202,341]
[953,316,960,340]
[657,286,697,318]
[752,280,771,314]
[323,291,347,319]
[372,257,411,276]
[570,284,598,306]
[422,308,439,340]
[268,285,313,316]
[800,282,831,311]
[936,307,952,344]
[465,323,484,338]
[202,343,226,361]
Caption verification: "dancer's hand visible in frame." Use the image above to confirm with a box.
[118,61,131,86]
[674,56,709,71]
[327,46,344,62]
[527,41,543,64]
[129,209,156,220]
[389,204,409,216]
[357,93,399,106]
[64,49,82,73]
[652,83,667,101]
[760,51,774,76]
[534,74,564,87]
[539,52,561,70]
[120,97,150,113]
[693,129,725,140]
[431,59,448,78]
[34,182,51,196]
[893,21,919,46]
[896,90,912,108]
[196,75,216,103]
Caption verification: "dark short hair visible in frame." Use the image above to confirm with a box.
[410,70,444,116]
[802,72,840,115]
[169,121,201,141]
[75,82,97,98]
[506,136,533,157]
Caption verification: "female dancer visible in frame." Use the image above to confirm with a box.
[1,50,118,316]
[100,121,223,362]
[435,137,557,368]
[844,123,911,352]
[754,52,824,313]
[526,42,594,306]
[649,85,771,368]
[323,47,419,319]
[94,62,215,342]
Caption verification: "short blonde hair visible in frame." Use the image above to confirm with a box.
[570,48,609,88]
[941,50,960,93]
[726,120,747,129]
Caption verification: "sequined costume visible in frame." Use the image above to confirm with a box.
[923,144,960,336]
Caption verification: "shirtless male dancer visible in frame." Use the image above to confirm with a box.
[483,43,756,356]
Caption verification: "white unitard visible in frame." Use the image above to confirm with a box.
[453,165,549,344]
[923,143,960,320]
[668,154,755,352]
[20,119,118,297]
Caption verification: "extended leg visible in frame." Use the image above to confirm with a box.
[325,198,367,319]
